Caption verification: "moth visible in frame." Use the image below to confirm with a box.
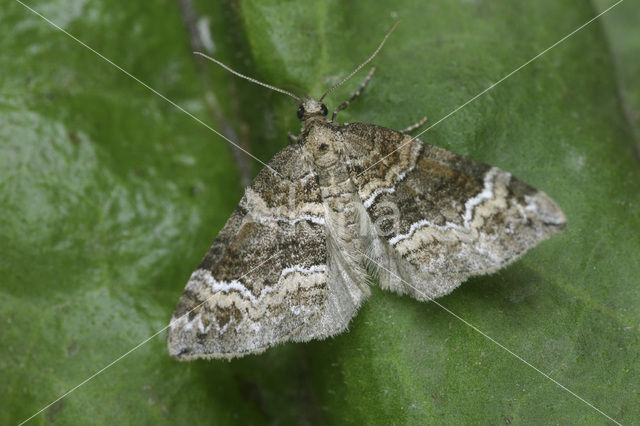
[168,25,566,360]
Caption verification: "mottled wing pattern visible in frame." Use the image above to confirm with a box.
[168,145,330,360]
[342,122,566,301]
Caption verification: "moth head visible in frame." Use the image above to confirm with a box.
[297,99,328,122]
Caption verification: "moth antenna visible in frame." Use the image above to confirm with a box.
[320,21,400,102]
[282,84,311,100]
[194,52,302,101]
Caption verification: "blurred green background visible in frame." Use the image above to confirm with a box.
[2,0,638,424]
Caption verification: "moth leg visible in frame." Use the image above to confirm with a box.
[288,132,299,144]
[331,67,376,121]
[400,116,428,134]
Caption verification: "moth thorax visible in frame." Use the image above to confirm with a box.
[305,129,339,169]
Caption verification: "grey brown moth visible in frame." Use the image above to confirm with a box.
[167,25,566,360]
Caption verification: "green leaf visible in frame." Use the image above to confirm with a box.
[2,0,638,424]
[595,0,640,149]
